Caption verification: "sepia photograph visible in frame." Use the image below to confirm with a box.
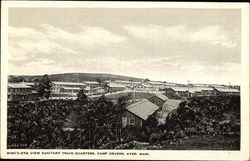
[1,1,249,160]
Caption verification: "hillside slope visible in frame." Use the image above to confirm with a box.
[8,73,143,82]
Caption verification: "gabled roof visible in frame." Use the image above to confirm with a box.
[197,87,214,91]
[107,83,126,88]
[214,88,240,93]
[84,81,100,85]
[148,81,165,85]
[52,81,86,86]
[20,82,35,86]
[8,83,32,88]
[114,80,132,84]
[136,83,153,88]
[168,87,188,92]
[167,87,214,93]
[126,99,160,120]
[61,87,82,90]
[153,93,168,101]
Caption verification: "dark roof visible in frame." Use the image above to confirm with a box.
[126,99,160,120]
[153,93,168,101]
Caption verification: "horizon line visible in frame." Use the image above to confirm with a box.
[8,72,240,86]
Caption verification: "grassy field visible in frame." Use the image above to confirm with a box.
[152,135,240,150]
[115,134,240,150]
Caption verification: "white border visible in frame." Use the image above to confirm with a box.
[1,1,249,160]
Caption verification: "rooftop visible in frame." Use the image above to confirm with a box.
[20,82,35,86]
[127,99,160,120]
[107,83,126,88]
[168,87,188,92]
[215,88,240,93]
[52,81,86,86]
[8,83,32,89]
[84,81,100,85]
[114,80,133,83]
[153,93,168,101]
[148,81,165,85]
[61,87,82,90]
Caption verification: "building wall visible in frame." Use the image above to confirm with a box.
[177,91,188,97]
[84,82,100,88]
[60,88,81,94]
[106,86,126,93]
[7,88,36,101]
[122,111,143,128]
[148,96,165,108]
[51,83,86,94]
[135,85,154,91]
[165,88,176,97]
[219,92,240,96]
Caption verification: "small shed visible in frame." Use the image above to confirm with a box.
[122,99,160,128]
[148,93,168,108]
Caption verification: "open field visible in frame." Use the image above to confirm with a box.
[115,134,240,150]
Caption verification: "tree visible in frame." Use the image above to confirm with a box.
[37,74,51,100]
[144,112,159,133]
[96,78,102,84]
[113,94,131,141]
[77,89,88,103]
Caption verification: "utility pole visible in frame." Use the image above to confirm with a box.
[132,83,135,102]
[228,82,231,95]
[187,80,191,98]
[89,82,90,94]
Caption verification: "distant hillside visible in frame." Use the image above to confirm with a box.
[8,73,144,83]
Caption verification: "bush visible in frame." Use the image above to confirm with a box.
[164,96,240,137]
[149,132,166,143]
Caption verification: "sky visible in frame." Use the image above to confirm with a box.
[8,8,241,85]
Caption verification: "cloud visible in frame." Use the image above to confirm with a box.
[124,24,239,48]
[26,58,55,66]
[8,23,241,84]
[39,24,126,46]
[8,25,127,66]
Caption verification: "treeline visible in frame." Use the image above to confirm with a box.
[8,73,143,83]
[152,95,240,143]
[7,94,240,149]
[8,92,132,149]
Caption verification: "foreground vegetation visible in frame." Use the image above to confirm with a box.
[8,94,240,150]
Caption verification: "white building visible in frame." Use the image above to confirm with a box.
[51,81,86,94]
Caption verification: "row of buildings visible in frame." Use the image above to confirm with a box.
[165,86,240,98]
[7,81,102,102]
[110,80,176,91]
[7,79,240,102]
[7,82,38,102]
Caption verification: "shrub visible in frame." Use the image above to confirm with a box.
[149,132,165,143]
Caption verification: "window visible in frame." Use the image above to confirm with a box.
[129,113,135,125]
